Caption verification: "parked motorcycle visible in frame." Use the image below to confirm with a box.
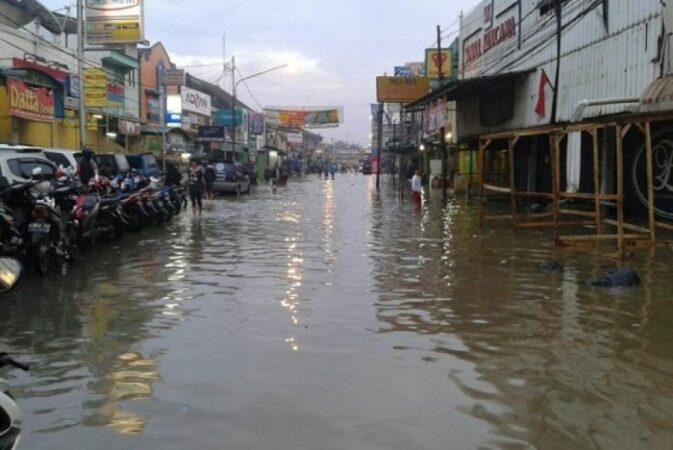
[0,258,27,448]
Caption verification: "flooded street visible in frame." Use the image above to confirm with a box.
[2,175,673,449]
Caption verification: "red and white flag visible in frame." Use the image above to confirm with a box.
[535,69,553,118]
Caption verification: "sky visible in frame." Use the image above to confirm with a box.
[41,0,479,145]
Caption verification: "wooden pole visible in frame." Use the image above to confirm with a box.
[591,128,601,235]
[478,140,486,227]
[644,121,656,243]
[616,125,625,258]
[550,134,561,242]
[508,137,517,230]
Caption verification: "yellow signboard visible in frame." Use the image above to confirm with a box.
[84,68,107,108]
[425,49,453,79]
[85,0,144,45]
[376,77,430,103]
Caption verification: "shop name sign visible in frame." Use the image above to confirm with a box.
[181,87,211,116]
[85,0,144,44]
[376,77,430,103]
[7,78,54,122]
[465,15,517,67]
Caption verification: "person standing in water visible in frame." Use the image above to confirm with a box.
[411,169,422,205]
[188,160,204,215]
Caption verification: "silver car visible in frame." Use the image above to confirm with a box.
[212,161,250,195]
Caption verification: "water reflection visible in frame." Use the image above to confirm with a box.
[369,181,673,448]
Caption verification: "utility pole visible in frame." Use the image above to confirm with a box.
[438,24,448,201]
[230,56,236,162]
[76,0,86,149]
[551,0,562,124]
[376,103,383,192]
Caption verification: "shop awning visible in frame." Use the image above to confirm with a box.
[405,70,533,111]
[640,75,673,113]
[102,52,139,72]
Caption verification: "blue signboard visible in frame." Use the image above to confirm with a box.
[214,109,243,126]
[166,113,181,127]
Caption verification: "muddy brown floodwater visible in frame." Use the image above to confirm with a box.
[1,174,673,449]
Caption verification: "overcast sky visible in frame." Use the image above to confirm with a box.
[42,0,479,145]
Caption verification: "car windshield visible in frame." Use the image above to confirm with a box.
[45,152,72,168]
[142,154,159,170]
[7,158,55,180]
[115,155,130,172]
[215,162,235,173]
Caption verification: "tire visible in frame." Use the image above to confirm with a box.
[630,125,673,220]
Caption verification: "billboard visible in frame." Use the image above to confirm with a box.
[162,69,185,86]
[7,78,54,122]
[425,48,453,78]
[214,109,243,126]
[85,0,145,45]
[181,87,211,116]
[376,77,430,103]
[250,112,265,135]
[263,107,342,128]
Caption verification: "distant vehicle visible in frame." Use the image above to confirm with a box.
[361,161,372,175]
[126,153,161,178]
[239,162,258,185]
[212,161,250,195]
[96,153,131,177]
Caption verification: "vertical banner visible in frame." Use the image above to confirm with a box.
[84,68,107,108]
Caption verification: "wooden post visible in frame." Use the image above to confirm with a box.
[591,128,601,234]
[508,137,518,230]
[550,134,561,242]
[644,121,656,243]
[478,140,486,227]
[615,125,625,258]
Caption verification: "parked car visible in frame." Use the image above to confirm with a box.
[126,153,161,178]
[0,153,56,185]
[213,161,250,195]
[0,144,47,159]
[239,162,258,185]
[96,153,131,177]
[43,148,79,174]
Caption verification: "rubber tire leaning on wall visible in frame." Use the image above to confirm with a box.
[630,124,673,221]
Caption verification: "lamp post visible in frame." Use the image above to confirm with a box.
[230,63,287,162]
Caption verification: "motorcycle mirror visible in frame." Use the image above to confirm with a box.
[0,257,22,293]
[32,167,43,177]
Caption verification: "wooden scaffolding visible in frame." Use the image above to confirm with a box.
[477,112,673,259]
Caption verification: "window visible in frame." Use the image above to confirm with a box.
[8,158,55,180]
[44,152,72,169]
[539,0,569,16]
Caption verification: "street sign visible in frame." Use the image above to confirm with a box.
[214,109,243,126]
[198,126,225,142]
[162,69,185,86]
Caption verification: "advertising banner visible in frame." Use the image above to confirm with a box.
[166,113,181,128]
[250,112,265,135]
[263,107,342,128]
[214,109,243,126]
[376,77,430,103]
[84,68,107,108]
[425,48,453,78]
[405,62,425,77]
[181,87,211,116]
[107,83,125,111]
[7,78,55,122]
[423,99,447,135]
[85,0,144,45]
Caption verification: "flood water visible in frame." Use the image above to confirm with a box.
[2,174,673,449]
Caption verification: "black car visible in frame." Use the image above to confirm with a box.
[212,161,251,194]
